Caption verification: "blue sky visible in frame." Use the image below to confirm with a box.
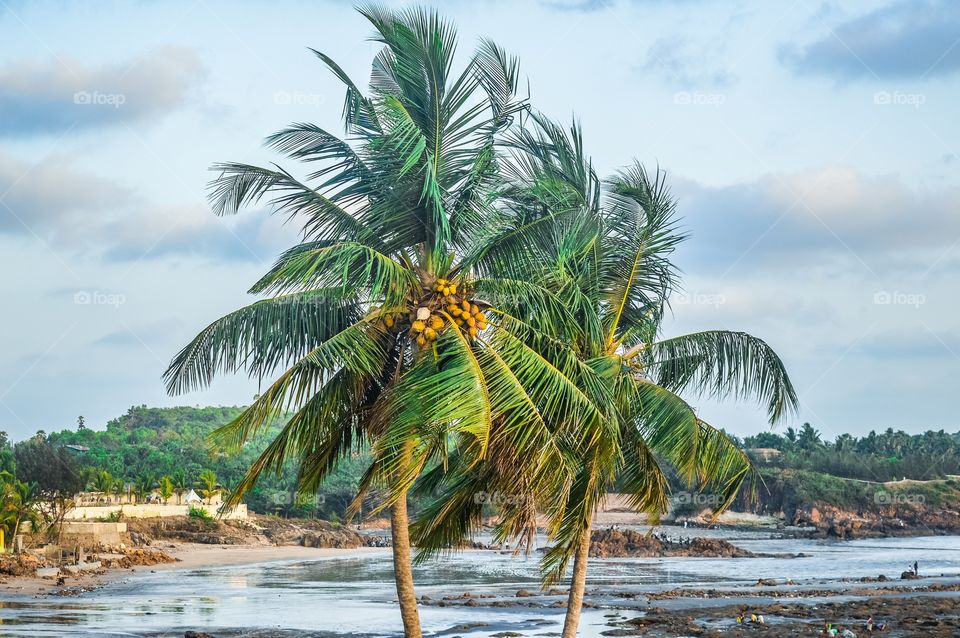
[1,0,959,441]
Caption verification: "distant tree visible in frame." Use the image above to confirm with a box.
[13,436,86,496]
[113,478,127,502]
[743,431,785,450]
[89,470,115,497]
[158,476,175,505]
[171,470,187,505]
[198,469,220,505]
[1,473,42,540]
[134,474,156,504]
[77,416,87,431]
[797,423,822,450]
[12,437,86,539]
[0,431,14,475]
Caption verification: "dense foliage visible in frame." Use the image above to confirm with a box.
[2,406,375,518]
[741,423,960,481]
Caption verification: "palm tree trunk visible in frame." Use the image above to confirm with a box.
[390,491,422,638]
[560,522,593,638]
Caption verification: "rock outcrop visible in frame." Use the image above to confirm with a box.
[589,529,755,558]
[792,502,960,539]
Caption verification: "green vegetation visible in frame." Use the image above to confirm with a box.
[188,505,214,522]
[1,406,372,517]
[742,423,960,481]
[736,468,960,514]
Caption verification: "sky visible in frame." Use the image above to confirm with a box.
[1,0,959,442]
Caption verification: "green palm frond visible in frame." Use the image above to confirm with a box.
[163,291,360,395]
[646,330,799,424]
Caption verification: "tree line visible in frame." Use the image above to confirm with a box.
[740,423,960,481]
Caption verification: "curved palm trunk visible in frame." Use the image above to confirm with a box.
[391,491,423,638]
[560,521,592,638]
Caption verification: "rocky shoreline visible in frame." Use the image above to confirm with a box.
[588,528,802,559]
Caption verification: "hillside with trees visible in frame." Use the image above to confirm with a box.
[1,406,373,521]
[3,409,959,535]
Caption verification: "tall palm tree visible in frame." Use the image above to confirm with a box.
[158,476,175,505]
[413,115,799,637]
[113,478,127,504]
[163,11,593,637]
[1,474,42,542]
[171,470,187,505]
[89,470,114,502]
[134,474,155,504]
[197,469,220,505]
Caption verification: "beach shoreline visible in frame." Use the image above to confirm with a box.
[0,542,390,597]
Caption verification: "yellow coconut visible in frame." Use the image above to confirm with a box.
[461,300,471,311]
[384,315,394,328]
[468,326,478,337]
[431,316,444,330]
[424,327,437,340]
[412,320,426,332]
[466,316,476,327]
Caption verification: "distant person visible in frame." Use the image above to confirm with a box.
[913,561,918,576]
[866,615,887,632]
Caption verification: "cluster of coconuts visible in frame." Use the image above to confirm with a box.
[380,277,489,348]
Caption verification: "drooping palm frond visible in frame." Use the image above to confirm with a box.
[646,330,799,424]
[163,292,361,395]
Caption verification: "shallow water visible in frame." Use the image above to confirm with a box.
[1,531,958,638]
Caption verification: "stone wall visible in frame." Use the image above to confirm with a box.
[66,503,247,521]
[59,521,128,547]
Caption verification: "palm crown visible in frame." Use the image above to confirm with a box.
[413,116,798,593]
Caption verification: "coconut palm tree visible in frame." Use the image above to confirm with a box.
[134,474,155,504]
[113,478,127,504]
[163,7,596,637]
[413,115,799,638]
[197,470,221,505]
[158,476,175,505]
[171,470,187,505]
[1,473,42,543]
[89,470,114,502]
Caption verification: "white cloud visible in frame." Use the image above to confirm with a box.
[0,46,205,136]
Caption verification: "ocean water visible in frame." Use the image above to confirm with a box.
[1,531,958,637]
